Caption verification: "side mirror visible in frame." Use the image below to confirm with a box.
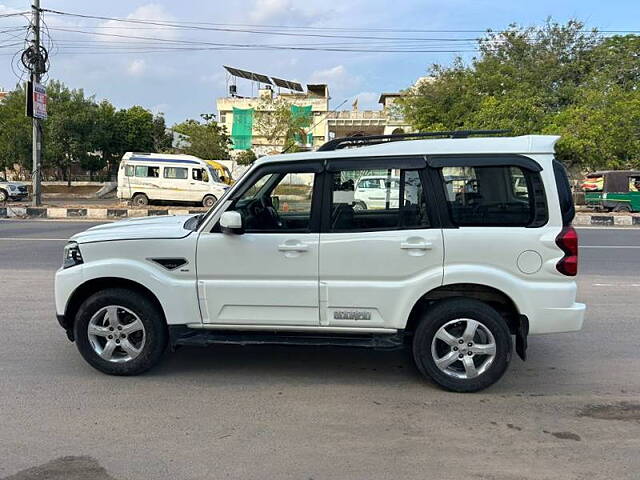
[220,210,244,234]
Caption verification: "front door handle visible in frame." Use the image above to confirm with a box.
[400,240,433,250]
[278,243,309,252]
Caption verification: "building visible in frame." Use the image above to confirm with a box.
[0,88,8,102]
[216,80,412,156]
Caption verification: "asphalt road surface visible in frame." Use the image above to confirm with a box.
[0,220,638,480]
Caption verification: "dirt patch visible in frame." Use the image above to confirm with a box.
[578,402,640,422]
[42,185,101,195]
[1,456,120,480]
[550,431,581,441]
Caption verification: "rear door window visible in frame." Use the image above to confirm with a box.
[135,165,160,178]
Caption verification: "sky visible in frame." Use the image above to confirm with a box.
[1,0,639,125]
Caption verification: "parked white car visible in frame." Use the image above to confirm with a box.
[353,175,400,210]
[117,152,229,208]
[55,133,584,392]
[0,176,29,202]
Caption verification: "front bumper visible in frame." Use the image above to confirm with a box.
[8,192,28,200]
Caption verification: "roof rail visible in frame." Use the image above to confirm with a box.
[317,129,511,152]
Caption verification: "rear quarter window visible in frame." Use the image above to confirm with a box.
[553,159,575,226]
[442,165,547,227]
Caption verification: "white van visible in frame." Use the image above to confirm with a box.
[117,153,229,208]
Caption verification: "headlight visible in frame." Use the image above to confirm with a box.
[8,184,17,191]
[63,242,84,269]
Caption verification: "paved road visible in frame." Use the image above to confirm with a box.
[0,221,638,480]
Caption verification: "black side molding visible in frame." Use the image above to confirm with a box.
[427,154,543,172]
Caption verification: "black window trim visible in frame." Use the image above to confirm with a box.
[427,153,543,172]
[429,154,549,229]
[319,155,439,233]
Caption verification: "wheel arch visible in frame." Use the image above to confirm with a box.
[64,277,166,339]
[405,283,522,337]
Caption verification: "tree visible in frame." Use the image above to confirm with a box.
[398,20,640,170]
[253,96,311,152]
[0,85,31,178]
[152,114,173,152]
[236,149,257,166]
[43,81,98,185]
[92,100,125,177]
[173,114,231,159]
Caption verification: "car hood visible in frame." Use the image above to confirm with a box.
[70,214,195,244]
[1,181,27,188]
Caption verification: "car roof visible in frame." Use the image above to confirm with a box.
[254,135,560,167]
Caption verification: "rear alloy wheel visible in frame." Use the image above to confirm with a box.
[74,288,167,375]
[353,201,367,211]
[202,194,217,208]
[412,298,512,392]
[131,193,149,207]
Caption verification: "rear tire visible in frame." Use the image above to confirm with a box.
[0,189,7,202]
[613,204,631,213]
[73,288,168,376]
[412,298,512,392]
[353,201,367,211]
[131,193,149,207]
[203,194,217,208]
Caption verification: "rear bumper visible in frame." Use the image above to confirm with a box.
[530,302,585,335]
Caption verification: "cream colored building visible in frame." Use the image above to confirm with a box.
[216,84,412,156]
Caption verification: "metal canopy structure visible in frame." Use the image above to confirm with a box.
[224,66,272,85]
[271,77,304,92]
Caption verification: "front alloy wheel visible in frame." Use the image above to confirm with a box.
[88,306,146,363]
[74,288,167,375]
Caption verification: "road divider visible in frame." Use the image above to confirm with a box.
[0,206,207,220]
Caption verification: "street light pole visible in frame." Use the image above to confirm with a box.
[31,0,42,207]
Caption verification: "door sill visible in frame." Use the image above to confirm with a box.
[186,323,397,334]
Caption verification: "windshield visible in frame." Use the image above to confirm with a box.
[208,165,220,183]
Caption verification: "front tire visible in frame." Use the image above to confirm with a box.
[73,288,168,375]
[412,298,512,392]
[0,189,7,202]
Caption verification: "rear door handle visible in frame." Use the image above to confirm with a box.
[278,243,309,252]
[400,241,433,250]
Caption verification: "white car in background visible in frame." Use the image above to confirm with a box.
[353,175,400,210]
[0,176,29,202]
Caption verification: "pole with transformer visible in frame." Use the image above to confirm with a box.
[31,0,42,206]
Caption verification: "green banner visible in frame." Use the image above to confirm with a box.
[291,105,312,145]
[231,107,254,150]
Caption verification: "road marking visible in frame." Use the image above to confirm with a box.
[593,283,640,287]
[581,245,640,249]
[0,237,68,241]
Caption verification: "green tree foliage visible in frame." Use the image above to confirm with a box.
[235,149,257,166]
[0,86,31,177]
[399,20,640,170]
[0,80,173,181]
[173,114,231,159]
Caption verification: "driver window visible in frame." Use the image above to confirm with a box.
[229,171,315,232]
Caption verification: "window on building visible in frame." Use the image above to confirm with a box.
[163,167,188,179]
[442,165,545,226]
[329,167,429,232]
[135,165,159,178]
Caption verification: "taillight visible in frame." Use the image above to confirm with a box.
[556,226,578,276]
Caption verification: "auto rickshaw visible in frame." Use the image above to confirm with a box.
[583,170,640,212]
[205,160,233,185]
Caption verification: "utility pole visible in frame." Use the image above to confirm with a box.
[31,0,42,206]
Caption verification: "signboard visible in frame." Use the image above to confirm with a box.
[32,82,47,119]
[26,81,47,119]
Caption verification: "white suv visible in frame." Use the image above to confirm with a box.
[54,133,585,392]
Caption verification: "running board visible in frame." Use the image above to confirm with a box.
[170,325,406,350]
[186,323,397,334]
